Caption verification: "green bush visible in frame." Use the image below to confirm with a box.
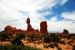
[0,32,10,41]
[11,33,25,45]
[0,45,41,50]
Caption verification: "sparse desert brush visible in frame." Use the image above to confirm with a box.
[0,44,41,50]
[0,32,10,41]
[44,33,59,43]
[57,47,62,50]
[72,45,75,50]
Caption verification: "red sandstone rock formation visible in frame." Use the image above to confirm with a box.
[5,18,48,36]
[4,25,13,33]
[26,17,34,32]
[4,25,24,36]
[63,29,69,34]
[40,21,48,35]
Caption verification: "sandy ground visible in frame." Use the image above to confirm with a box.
[0,40,73,50]
[0,41,11,45]
[22,40,73,50]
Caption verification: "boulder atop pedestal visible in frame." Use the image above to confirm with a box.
[26,17,34,32]
[26,17,30,24]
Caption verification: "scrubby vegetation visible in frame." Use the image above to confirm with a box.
[44,33,59,43]
[72,45,75,50]
[0,31,10,41]
[11,33,25,45]
[0,30,75,50]
[0,45,40,50]
[0,31,41,50]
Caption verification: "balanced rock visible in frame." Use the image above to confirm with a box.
[26,17,34,32]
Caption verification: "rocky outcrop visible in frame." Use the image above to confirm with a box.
[63,29,69,34]
[4,25,13,33]
[4,25,24,36]
[5,18,48,36]
[40,21,48,35]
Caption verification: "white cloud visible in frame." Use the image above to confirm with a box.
[47,11,75,33]
[47,18,75,33]
[61,11,75,20]
[60,0,68,5]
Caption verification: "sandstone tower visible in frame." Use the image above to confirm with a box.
[40,21,48,35]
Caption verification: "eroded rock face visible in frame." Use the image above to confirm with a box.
[63,29,69,34]
[4,25,13,33]
[40,21,48,35]
[26,17,34,32]
[4,25,24,35]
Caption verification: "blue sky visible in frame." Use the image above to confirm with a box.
[38,0,75,20]
[0,0,75,33]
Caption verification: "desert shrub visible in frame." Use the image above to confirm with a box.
[48,44,54,48]
[44,34,59,43]
[44,34,51,43]
[72,45,75,50]
[11,32,25,45]
[67,41,72,45]
[54,43,59,47]
[0,45,41,50]
[43,43,59,48]
[59,41,66,44]
[43,44,50,48]
[57,47,62,50]
[28,34,40,42]
[0,32,10,41]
